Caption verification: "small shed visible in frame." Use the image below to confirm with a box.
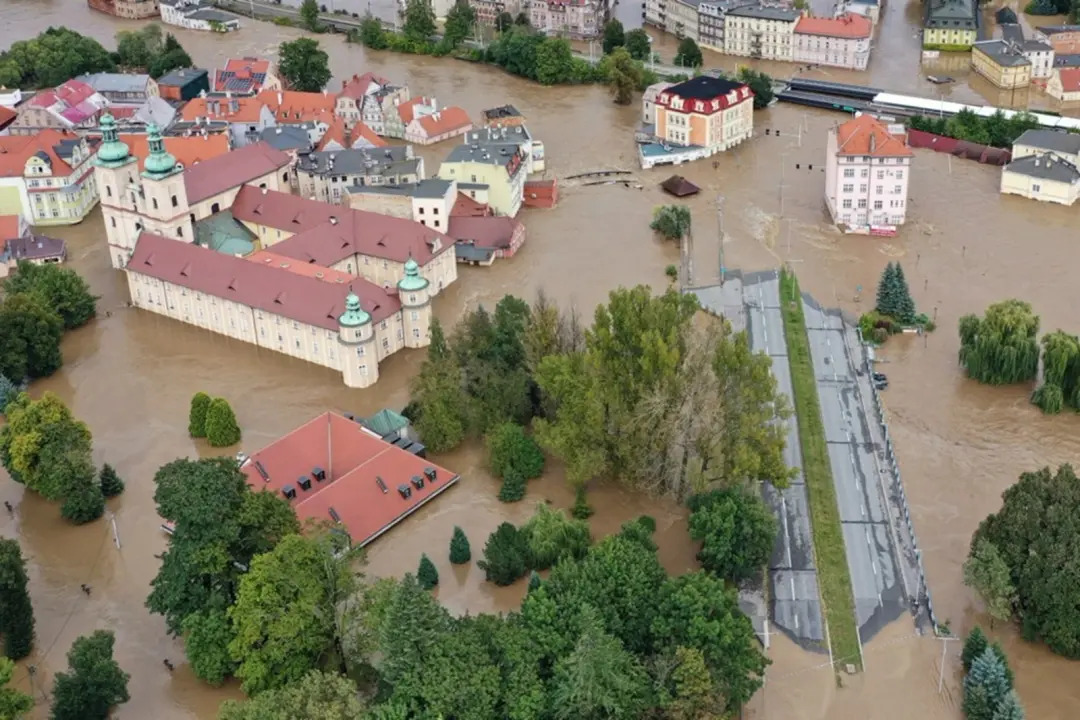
[661,175,700,198]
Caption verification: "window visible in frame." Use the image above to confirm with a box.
[382,338,389,350]
[293,321,299,330]
[896,170,904,179]
[360,364,368,374]
[111,217,116,227]
[434,220,440,228]
[357,346,365,357]
[411,310,419,320]
[843,168,854,178]
[152,198,159,210]
[177,227,184,237]
[418,207,425,215]
[873,200,883,210]
[433,207,439,215]
[1032,183,1041,192]
[842,184,853,193]
[893,185,901,194]
[313,342,318,353]
[859,185,866,193]
[857,199,867,209]
[876,170,885,180]
[860,168,868,178]
[106,185,112,197]
[412,328,420,339]
[380,320,388,329]
[842,199,852,209]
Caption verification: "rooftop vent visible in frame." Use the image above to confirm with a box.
[282,484,297,500]
[411,475,424,490]
[329,506,341,523]
[375,476,388,493]
[397,484,412,500]
[298,475,312,491]
[254,460,270,481]
[312,466,327,482]
[344,412,355,420]
[423,466,437,482]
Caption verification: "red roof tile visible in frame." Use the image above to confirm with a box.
[835,114,913,158]
[397,97,431,126]
[415,106,472,138]
[240,412,459,546]
[447,215,521,249]
[338,72,390,100]
[451,191,492,217]
[127,232,400,328]
[0,130,83,178]
[317,116,387,151]
[231,185,452,266]
[246,250,355,284]
[183,141,292,204]
[795,13,871,38]
[121,133,231,172]
[255,89,336,123]
[0,215,25,240]
[0,106,15,132]
[1058,68,1080,92]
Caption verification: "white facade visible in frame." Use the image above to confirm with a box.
[792,16,872,70]
[528,0,605,39]
[824,116,913,230]
[724,8,799,60]
[161,1,241,31]
[1024,43,1055,79]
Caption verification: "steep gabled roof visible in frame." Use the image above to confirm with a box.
[834,113,912,157]
[182,141,292,204]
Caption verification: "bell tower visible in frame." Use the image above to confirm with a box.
[338,292,378,388]
[397,256,431,349]
[93,113,139,269]
[141,123,193,244]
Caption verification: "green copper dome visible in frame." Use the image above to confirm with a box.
[142,122,179,179]
[397,256,429,293]
[95,113,132,167]
[339,292,371,327]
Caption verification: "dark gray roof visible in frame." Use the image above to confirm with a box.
[973,41,1030,66]
[667,74,746,100]
[481,105,522,121]
[157,68,209,88]
[189,8,240,21]
[165,120,230,136]
[462,125,532,145]
[1004,153,1080,183]
[1036,24,1080,35]
[1000,23,1024,43]
[444,142,522,168]
[1054,53,1080,67]
[348,178,453,199]
[924,0,977,29]
[258,125,311,151]
[3,235,66,262]
[727,5,800,20]
[297,146,419,177]
[53,139,81,162]
[1014,129,1080,155]
[76,73,150,94]
[454,242,496,262]
[458,182,489,190]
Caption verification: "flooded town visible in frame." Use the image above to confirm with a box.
[2,0,1080,717]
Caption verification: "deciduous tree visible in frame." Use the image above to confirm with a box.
[299,0,321,31]
[959,300,1040,386]
[59,456,105,525]
[605,46,643,105]
[602,20,625,54]
[487,422,545,481]
[218,670,366,720]
[650,204,691,241]
[403,0,436,41]
[624,29,651,61]
[0,539,34,660]
[277,38,331,92]
[444,0,476,48]
[688,488,776,583]
[205,397,241,447]
[182,603,236,686]
[50,631,129,720]
[0,28,114,88]
[1031,330,1080,414]
[536,37,574,86]
[674,38,702,68]
[495,11,514,31]
[520,503,590,570]
[736,67,775,108]
[2,262,97,330]
[0,391,93,501]
[0,657,32,720]
[963,539,1015,628]
[0,292,64,380]
[359,13,388,48]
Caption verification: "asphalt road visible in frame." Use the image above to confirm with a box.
[801,297,909,643]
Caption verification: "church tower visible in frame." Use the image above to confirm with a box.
[93,113,140,269]
[140,123,193,244]
[338,292,378,388]
[398,256,431,349]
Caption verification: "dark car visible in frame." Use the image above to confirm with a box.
[872,372,887,383]
[874,379,888,391]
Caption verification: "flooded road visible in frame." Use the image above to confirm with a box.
[3,1,1080,717]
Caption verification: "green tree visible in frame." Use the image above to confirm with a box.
[495,10,514,31]
[205,397,241,447]
[98,463,125,497]
[50,631,129,720]
[489,27,543,80]
[963,647,1012,720]
[147,34,192,79]
[515,10,531,24]
[0,391,93,501]
[962,626,988,672]
[0,374,17,414]
[115,24,162,68]
[0,539,34,660]
[624,29,650,60]
[650,204,692,241]
[299,0,321,31]
[0,657,32,720]
[277,38,331,92]
[2,262,97,330]
[218,670,365,719]
[1031,330,1080,414]
[0,291,64,380]
[182,603,236,686]
[418,553,439,589]
[663,645,722,720]
[527,570,542,593]
[478,522,530,586]
[444,1,477,48]
[228,533,358,695]
[736,67,775,109]
[674,38,703,68]
[893,262,916,323]
[59,460,105,525]
[875,262,899,317]
[959,300,1040,386]
[535,37,574,85]
[0,28,114,88]
[499,469,527,502]
[551,605,651,720]
[602,19,625,54]
[377,574,452,706]
[964,539,1016,628]
[487,422,545,481]
[606,47,642,105]
[449,526,471,564]
[403,0,437,41]
[992,690,1025,720]
[688,488,776,583]
[652,571,768,711]
[413,319,467,452]
[971,464,1080,657]
[359,13,388,48]
[188,391,211,438]
[520,503,591,570]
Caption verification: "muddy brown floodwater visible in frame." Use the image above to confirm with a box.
[3,1,1080,718]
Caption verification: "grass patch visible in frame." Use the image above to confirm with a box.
[778,268,862,671]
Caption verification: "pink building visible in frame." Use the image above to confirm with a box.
[793,14,872,70]
[528,0,606,39]
[824,114,913,232]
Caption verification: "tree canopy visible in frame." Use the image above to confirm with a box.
[624,29,651,61]
[1031,330,1080,414]
[0,291,64,381]
[972,464,1080,657]
[650,204,692,241]
[403,0,437,41]
[874,262,916,324]
[50,631,129,720]
[0,657,32,720]
[602,20,625,54]
[0,539,34,661]
[0,27,114,89]
[277,38,331,92]
[605,47,642,105]
[444,1,477,49]
[963,538,1015,628]
[737,67,775,109]
[2,262,97,330]
[299,0,321,31]
[205,397,241,447]
[674,38,703,68]
[688,487,776,583]
[959,300,1040,386]
[218,670,366,719]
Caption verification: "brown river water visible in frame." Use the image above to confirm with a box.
[3,1,1080,717]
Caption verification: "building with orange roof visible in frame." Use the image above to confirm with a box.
[255,89,336,124]
[1047,67,1080,101]
[0,130,98,226]
[334,73,409,135]
[316,116,387,152]
[120,133,231,172]
[405,105,473,145]
[385,96,436,139]
[825,113,913,233]
[213,57,281,94]
[793,13,872,70]
[180,94,276,147]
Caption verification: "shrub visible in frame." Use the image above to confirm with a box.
[272,16,294,26]
[478,522,529,586]
[527,570,542,593]
[188,392,211,438]
[520,504,591,570]
[417,554,439,589]
[665,264,678,280]
[99,463,125,498]
[571,485,593,519]
[449,526,471,564]
[205,398,241,447]
[61,483,105,525]
[487,423,545,481]
[498,469,527,502]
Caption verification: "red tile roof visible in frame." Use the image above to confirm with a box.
[451,191,492,217]
[317,116,387,151]
[127,232,401,328]
[0,215,25,241]
[447,215,521,249]
[414,106,472,139]
[240,412,460,546]
[121,133,231,172]
[181,96,268,123]
[1058,67,1080,92]
[29,80,96,109]
[183,141,292,204]
[795,13,871,38]
[255,89,336,123]
[246,250,356,284]
[231,185,452,266]
[0,106,14,132]
[0,130,83,178]
[338,72,390,100]
[835,114,913,158]
[396,97,431,126]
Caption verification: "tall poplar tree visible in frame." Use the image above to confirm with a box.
[0,539,34,660]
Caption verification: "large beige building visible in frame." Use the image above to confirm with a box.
[971,41,1032,90]
[92,114,455,387]
[1000,129,1080,205]
[724,6,800,60]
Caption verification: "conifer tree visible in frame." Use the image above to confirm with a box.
[964,647,1012,719]
[992,690,1025,720]
[875,263,897,317]
[527,570,542,593]
[962,626,988,672]
[205,398,242,448]
[893,263,916,323]
[417,554,439,590]
[449,526,471,564]
[0,539,34,660]
[188,392,211,438]
[98,464,125,498]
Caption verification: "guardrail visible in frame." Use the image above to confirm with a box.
[856,328,941,635]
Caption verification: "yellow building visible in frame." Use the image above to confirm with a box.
[0,130,98,226]
[972,41,1032,89]
[922,0,978,49]
[437,141,529,217]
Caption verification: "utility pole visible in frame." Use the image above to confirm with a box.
[109,511,121,550]
[716,194,725,285]
[779,152,788,216]
[937,635,956,694]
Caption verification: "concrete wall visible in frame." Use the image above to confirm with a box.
[1000,168,1078,205]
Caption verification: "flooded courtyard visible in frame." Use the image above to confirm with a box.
[3,0,1080,717]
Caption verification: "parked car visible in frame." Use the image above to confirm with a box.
[874,379,888,391]
[872,372,887,383]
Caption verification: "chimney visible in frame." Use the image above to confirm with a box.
[278,91,283,106]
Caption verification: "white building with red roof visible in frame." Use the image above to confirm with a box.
[1047,67,1080,101]
[404,105,473,146]
[793,14,872,70]
[825,113,913,232]
[9,80,109,136]
[334,73,410,136]
[0,130,99,226]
